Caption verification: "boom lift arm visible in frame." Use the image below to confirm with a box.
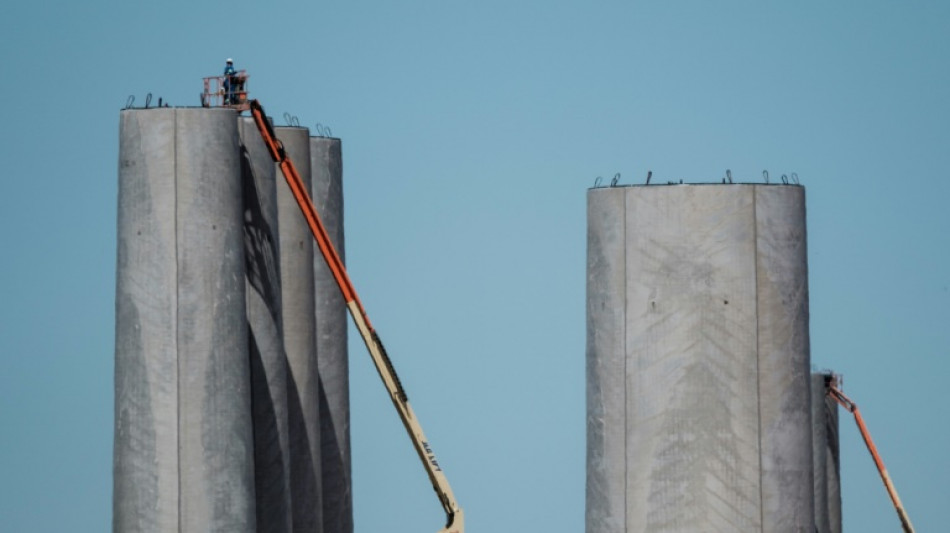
[827,378,914,533]
[249,100,464,533]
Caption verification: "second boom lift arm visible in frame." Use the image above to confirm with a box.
[827,378,914,533]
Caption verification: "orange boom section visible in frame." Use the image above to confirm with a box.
[828,378,914,533]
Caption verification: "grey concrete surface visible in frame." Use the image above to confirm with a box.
[586,189,628,533]
[754,186,813,532]
[309,136,352,533]
[812,373,842,533]
[275,126,323,532]
[115,108,255,532]
[239,117,292,533]
[586,184,813,533]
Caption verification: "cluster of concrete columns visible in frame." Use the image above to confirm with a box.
[115,108,350,532]
[586,185,840,532]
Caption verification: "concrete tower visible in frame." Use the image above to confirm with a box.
[116,107,353,533]
[586,184,813,532]
[115,108,255,531]
[309,135,352,533]
[239,116,293,533]
[274,126,324,532]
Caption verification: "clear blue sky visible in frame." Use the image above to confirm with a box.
[1,1,948,531]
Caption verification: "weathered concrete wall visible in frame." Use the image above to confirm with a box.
[812,373,842,533]
[586,189,629,533]
[755,186,813,531]
[586,184,813,533]
[239,116,292,533]
[309,136,352,533]
[115,108,255,532]
[275,126,323,532]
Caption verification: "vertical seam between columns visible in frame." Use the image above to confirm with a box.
[173,110,181,533]
[622,188,629,533]
[752,186,764,532]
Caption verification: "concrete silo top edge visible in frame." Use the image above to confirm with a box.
[119,106,242,113]
[586,182,805,192]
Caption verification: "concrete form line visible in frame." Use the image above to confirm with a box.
[622,188,629,533]
[173,110,181,533]
[752,186,764,532]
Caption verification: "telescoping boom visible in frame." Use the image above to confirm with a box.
[827,378,914,533]
[249,100,464,533]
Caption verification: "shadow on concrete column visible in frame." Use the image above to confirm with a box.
[812,372,842,533]
[310,135,352,533]
[239,116,292,533]
[275,125,323,532]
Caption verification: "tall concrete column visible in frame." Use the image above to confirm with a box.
[586,189,628,533]
[275,126,323,532]
[812,373,842,533]
[115,108,255,532]
[239,117,292,533]
[310,136,352,533]
[586,184,813,533]
[755,186,814,531]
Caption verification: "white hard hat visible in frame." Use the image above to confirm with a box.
[226,58,233,63]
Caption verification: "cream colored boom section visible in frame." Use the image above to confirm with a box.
[248,100,463,533]
[347,301,464,533]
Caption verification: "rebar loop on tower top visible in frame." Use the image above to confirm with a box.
[282,113,300,127]
[314,123,333,138]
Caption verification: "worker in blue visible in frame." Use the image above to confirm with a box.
[223,58,236,104]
